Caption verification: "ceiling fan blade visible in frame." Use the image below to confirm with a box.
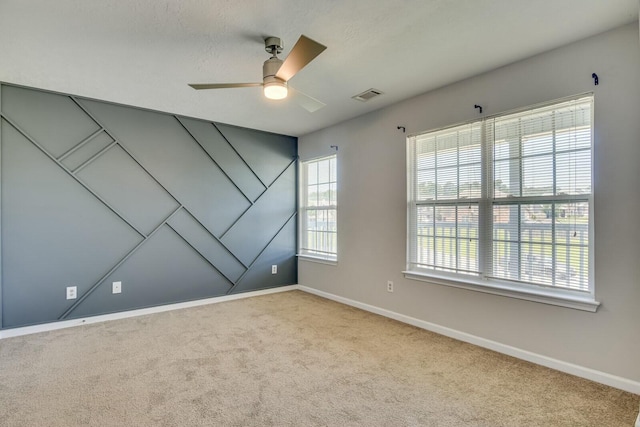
[275,35,326,82]
[289,87,326,113]
[189,83,263,90]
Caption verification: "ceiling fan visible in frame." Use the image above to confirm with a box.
[189,35,327,112]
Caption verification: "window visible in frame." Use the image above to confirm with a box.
[407,95,596,309]
[299,155,337,262]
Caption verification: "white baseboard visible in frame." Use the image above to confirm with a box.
[298,285,640,396]
[0,285,299,340]
[3,283,638,402]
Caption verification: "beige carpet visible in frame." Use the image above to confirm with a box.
[0,290,637,426]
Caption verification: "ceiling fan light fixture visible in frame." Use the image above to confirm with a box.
[263,80,288,100]
[188,34,326,110]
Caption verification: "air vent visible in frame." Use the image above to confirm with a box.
[352,88,384,102]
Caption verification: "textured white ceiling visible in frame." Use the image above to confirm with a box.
[0,0,637,136]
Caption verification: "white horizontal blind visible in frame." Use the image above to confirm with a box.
[300,155,337,260]
[408,95,593,294]
[408,122,482,275]
[485,97,592,291]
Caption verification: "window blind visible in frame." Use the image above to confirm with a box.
[485,96,592,291]
[408,122,483,275]
[408,95,593,294]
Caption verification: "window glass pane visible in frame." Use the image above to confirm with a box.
[556,126,591,152]
[435,206,456,236]
[459,164,481,198]
[327,231,337,254]
[437,167,458,199]
[317,183,330,206]
[435,134,458,168]
[520,243,554,286]
[522,131,553,157]
[493,203,519,281]
[555,244,588,291]
[417,236,434,266]
[459,138,481,165]
[457,205,479,272]
[522,111,554,134]
[521,204,552,243]
[417,206,434,236]
[306,209,317,231]
[306,231,315,248]
[493,205,518,242]
[416,137,436,169]
[414,204,480,273]
[307,185,318,207]
[308,162,318,185]
[329,183,337,205]
[458,205,478,230]
[457,238,478,272]
[318,159,330,184]
[522,155,553,196]
[556,150,591,195]
[327,209,337,232]
[554,202,589,245]
[494,159,520,197]
[417,170,435,200]
[493,138,514,161]
[433,237,456,271]
[492,239,511,279]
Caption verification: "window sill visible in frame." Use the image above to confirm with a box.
[402,270,600,312]
[297,254,338,266]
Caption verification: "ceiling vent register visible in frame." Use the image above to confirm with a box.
[352,88,384,102]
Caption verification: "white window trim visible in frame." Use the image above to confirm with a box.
[405,94,600,312]
[402,269,599,312]
[297,253,339,265]
[298,154,338,263]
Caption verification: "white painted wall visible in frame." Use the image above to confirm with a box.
[299,23,640,384]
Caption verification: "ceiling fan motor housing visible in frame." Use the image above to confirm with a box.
[263,57,286,86]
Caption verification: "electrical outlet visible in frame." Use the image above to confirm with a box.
[387,281,394,292]
[112,281,122,294]
[66,286,77,300]
[271,265,277,274]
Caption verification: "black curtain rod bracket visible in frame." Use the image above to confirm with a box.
[397,126,406,133]
[592,73,599,85]
[474,104,483,114]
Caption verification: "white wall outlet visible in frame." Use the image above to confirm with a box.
[271,265,277,274]
[387,281,394,292]
[112,281,122,294]
[66,286,77,300]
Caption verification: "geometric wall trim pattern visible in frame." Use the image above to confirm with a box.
[0,83,298,328]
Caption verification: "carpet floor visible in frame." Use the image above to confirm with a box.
[0,290,638,426]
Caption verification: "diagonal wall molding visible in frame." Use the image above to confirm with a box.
[0,83,298,328]
[59,206,184,320]
[0,114,146,238]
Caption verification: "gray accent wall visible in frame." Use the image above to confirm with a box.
[0,84,297,328]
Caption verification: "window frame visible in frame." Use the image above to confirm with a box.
[405,94,599,312]
[298,154,338,264]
